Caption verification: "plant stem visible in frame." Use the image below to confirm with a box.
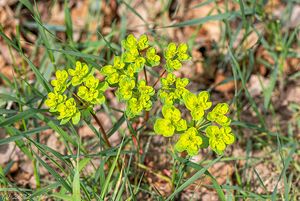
[91,112,122,171]
[152,69,166,87]
[91,112,112,148]
[144,111,149,123]
[143,66,148,85]
[72,92,111,147]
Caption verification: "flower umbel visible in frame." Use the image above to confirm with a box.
[175,127,203,156]
[77,74,108,105]
[146,47,160,67]
[101,56,127,85]
[46,61,107,125]
[68,61,89,86]
[122,34,149,51]
[125,80,155,118]
[57,98,81,125]
[205,125,235,154]
[207,103,231,126]
[45,92,67,112]
[51,70,68,93]
[116,77,136,101]
[154,105,187,137]
[159,73,189,105]
[164,43,190,72]
[183,91,212,121]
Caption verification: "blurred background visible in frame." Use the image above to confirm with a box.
[0,0,299,200]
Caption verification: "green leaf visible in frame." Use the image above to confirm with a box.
[64,0,74,42]
[263,64,278,109]
[119,0,148,24]
[0,126,49,145]
[175,156,226,201]
[199,134,209,148]
[19,0,34,13]
[44,118,77,146]
[0,109,40,127]
[32,151,72,193]
[51,193,73,201]
[78,158,91,172]
[166,156,222,201]
[0,94,25,104]
[0,29,51,92]
[228,48,266,128]
[72,112,81,125]
[60,118,71,125]
[107,114,125,137]
[2,125,33,160]
[82,108,92,122]
[72,169,81,201]
[100,139,124,199]
[191,0,214,9]
[26,182,61,199]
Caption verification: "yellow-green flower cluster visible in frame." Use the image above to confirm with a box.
[77,74,108,105]
[154,105,187,137]
[207,103,231,126]
[51,70,68,93]
[45,61,107,125]
[101,34,160,118]
[101,56,126,85]
[46,70,69,113]
[154,89,234,155]
[45,92,67,112]
[154,97,234,156]
[116,77,136,101]
[68,61,89,86]
[145,36,235,155]
[57,98,81,125]
[205,125,234,154]
[175,127,202,156]
[101,34,159,86]
[118,79,155,118]
[164,43,190,72]
[183,91,212,121]
[204,103,233,153]
[158,73,189,105]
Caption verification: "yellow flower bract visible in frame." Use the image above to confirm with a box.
[205,125,235,154]
[175,127,203,156]
[154,105,187,137]
[68,61,89,86]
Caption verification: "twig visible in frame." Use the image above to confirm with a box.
[143,66,148,85]
[91,112,112,148]
[91,112,123,171]
[152,69,166,87]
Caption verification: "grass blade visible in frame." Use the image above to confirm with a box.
[166,156,222,201]
[72,168,81,201]
[175,156,226,201]
[0,109,40,127]
[0,126,49,145]
[32,151,72,193]
[100,139,124,199]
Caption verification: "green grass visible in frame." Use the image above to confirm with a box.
[0,0,299,200]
